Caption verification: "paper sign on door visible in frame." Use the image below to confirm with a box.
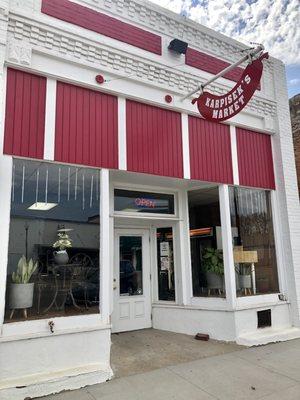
[160,242,170,257]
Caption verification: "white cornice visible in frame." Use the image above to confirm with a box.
[6,14,277,122]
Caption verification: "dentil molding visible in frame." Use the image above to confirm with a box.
[6,15,276,120]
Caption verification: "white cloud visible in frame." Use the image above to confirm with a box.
[148,0,300,66]
[289,78,300,85]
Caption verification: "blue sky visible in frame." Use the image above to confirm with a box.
[149,0,300,98]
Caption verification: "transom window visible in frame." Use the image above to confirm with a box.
[114,189,175,215]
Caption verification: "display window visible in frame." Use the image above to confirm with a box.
[229,187,279,296]
[188,187,225,298]
[4,159,101,322]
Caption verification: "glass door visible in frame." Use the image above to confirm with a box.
[112,229,151,333]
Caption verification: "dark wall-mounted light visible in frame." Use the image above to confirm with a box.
[168,39,188,55]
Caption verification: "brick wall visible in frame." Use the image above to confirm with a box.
[290,94,300,195]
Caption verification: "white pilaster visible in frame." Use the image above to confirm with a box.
[43,78,57,160]
[118,96,126,170]
[181,113,190,179]
[271,60,300,326]
[176,189,192,305]
[270,189,288,295]
[230,125,239,185]
[219,184,236,309]
[100,169,111,324]
[0,156,12,328]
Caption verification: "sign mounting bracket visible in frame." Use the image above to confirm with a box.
[180,44,265,102]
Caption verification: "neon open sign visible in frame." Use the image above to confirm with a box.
[135,198,156,208]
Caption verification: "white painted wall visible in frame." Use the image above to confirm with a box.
[152,304,236,341]
[271,60,300,326]
[153,302,298,345]
[0,325,112,400]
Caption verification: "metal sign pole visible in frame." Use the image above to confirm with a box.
[180,45,264,101]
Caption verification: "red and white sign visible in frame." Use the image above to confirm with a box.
[192,53,268,122]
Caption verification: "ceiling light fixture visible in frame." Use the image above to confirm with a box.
[28,202,58,211]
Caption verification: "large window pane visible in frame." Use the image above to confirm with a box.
[5,159,100,322]
[229,187,279,296]
[188,187,225,297]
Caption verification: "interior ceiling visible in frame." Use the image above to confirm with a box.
[110,169,216,191]
[188,187,219,207]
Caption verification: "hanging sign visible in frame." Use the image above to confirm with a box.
[192,53,268,122]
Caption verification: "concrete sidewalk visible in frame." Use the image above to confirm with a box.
[38,338,300,400]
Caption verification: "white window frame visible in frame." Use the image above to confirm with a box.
[0,159,110,341]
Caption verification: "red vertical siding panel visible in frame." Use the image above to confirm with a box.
[126,101,183,178]
[3,68,46,158]
[89,91,96,167]
[236,128,275,189]
[54,82,118,169]
[189,116,233,184]
[21,74,31,156]
[69,85,76,164]
[36,77,47,156]
[13,72,24,155]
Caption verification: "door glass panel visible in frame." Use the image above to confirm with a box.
[157,228,175,301]
[119,236,143,296]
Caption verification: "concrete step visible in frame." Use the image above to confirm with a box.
[237,327,300,346]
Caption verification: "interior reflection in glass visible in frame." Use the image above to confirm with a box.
[119,236,143,296]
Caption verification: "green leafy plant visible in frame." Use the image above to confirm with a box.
[12,255,38,284]
[202,247,224,276]
[53,232,72,251]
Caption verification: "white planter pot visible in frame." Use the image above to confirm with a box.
[9,283,34,309]
[54,250,69,265]
[206,272,223,290]
[239,275,252,289]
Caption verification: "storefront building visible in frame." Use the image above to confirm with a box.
[0,0,299,399]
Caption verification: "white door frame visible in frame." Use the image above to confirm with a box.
[112,228,152,333]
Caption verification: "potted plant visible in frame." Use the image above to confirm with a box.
[202,247,224,293]
[237,264,252,293]
[9,255,38,317]
[53,230,72,265]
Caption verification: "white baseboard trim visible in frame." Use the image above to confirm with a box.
[0,363,113,400]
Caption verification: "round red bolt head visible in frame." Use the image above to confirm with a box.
[165,94,173,103]
[95,74,105,84]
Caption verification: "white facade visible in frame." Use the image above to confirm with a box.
[0,1,299,399]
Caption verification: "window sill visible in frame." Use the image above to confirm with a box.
[235,293,289,310]
[153,298,230,311]
[0,313,110,342]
